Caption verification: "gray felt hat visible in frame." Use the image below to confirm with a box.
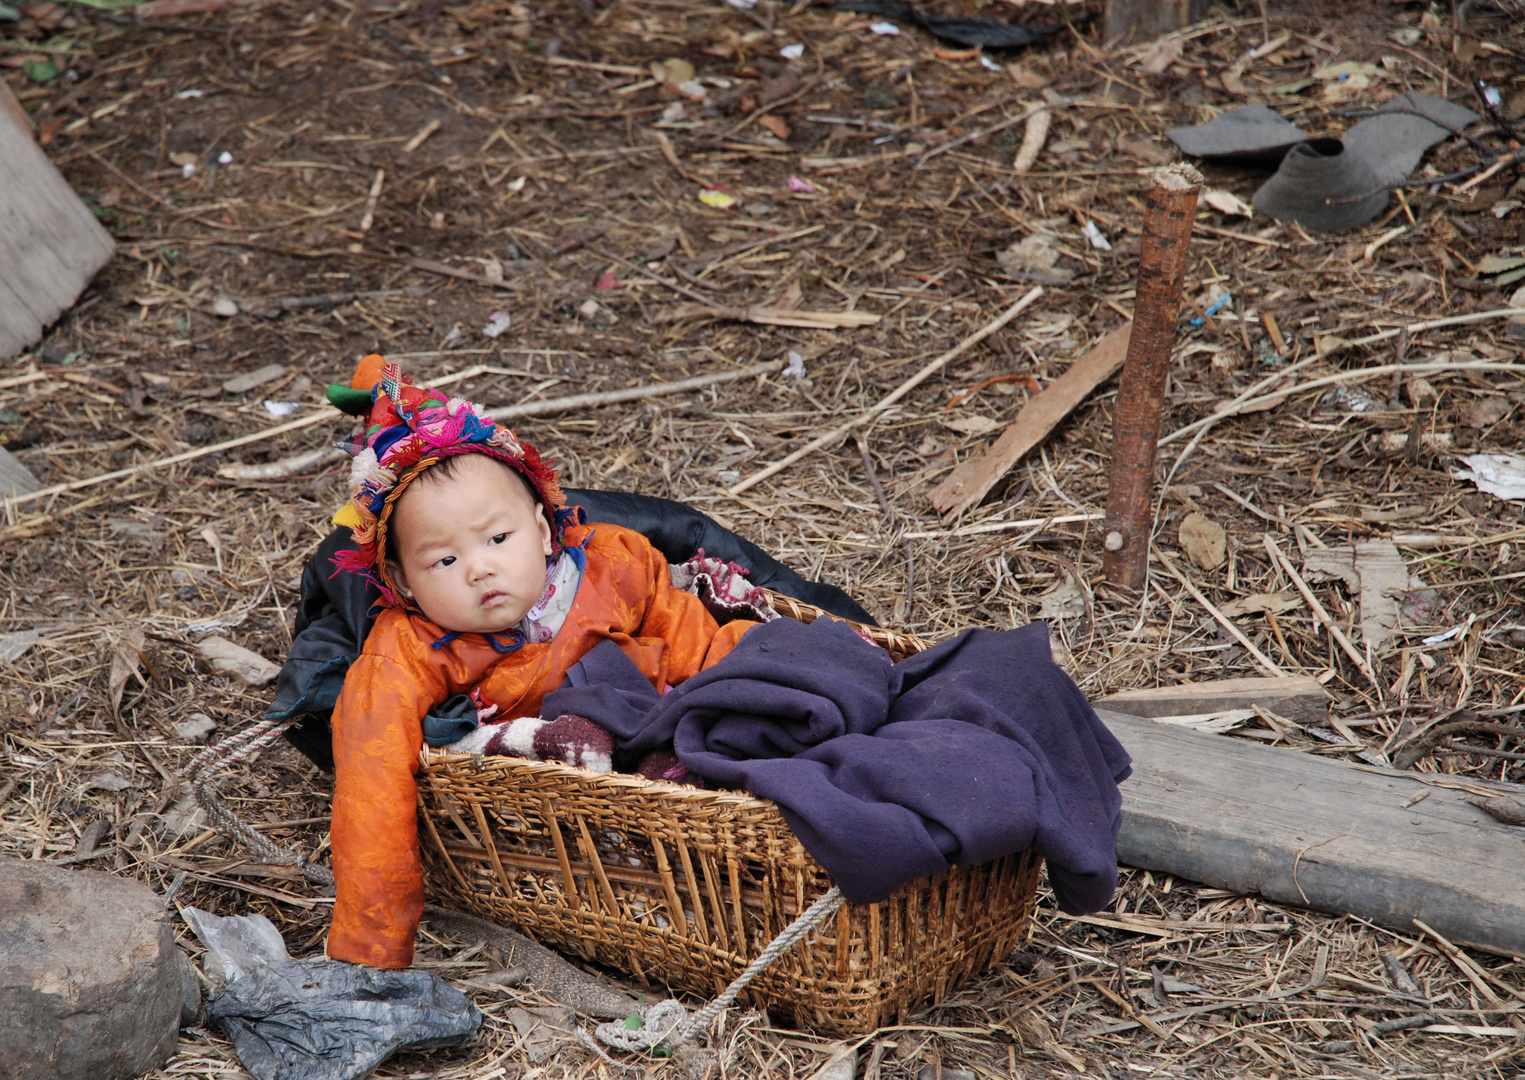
[1252,138,1390,232]
[1165,104,1310,159]
[1344,91,1479,187]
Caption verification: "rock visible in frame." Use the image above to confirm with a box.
[0,444,40,499]
[211,296,238,318]
[221,363,284,395]
[173,712,217,742]
[0,858,182,1080]
[195,637,280,686]
[177,950,203,1028]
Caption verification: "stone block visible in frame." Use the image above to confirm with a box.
[0,858,182,1080]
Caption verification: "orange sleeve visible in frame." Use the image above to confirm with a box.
[621,530,757,685]
[328,638,443,968]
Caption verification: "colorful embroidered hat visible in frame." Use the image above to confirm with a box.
[328,354,565,607]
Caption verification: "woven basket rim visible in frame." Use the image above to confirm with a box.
[419,746,778,812]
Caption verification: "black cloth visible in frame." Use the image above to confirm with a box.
[833,0,1059,48]
[272,489,875,771]
[543,617,1130,913]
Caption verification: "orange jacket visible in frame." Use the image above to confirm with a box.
[328,521,753,967]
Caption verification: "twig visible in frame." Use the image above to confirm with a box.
[1263,534,1380,688]
[727,287,1045,496]
[1156,550,1286,677]
[487,360,786,421]
[915,100,1077,167]
[8,361,780,508]
[1411,919,1510,1006]
[1159,326,1525,449]
[856,435,914,618]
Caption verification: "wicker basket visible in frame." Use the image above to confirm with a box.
[415,592,1043,1036]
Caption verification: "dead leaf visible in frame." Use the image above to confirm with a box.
[200,525,225,573]
[1117,135,1174,166]
[1304,538,1416,654]
[1219,591,1302,617]
[108,626,147,716]
[84,771,134,793]
[1202,188,1254,218]
[1038,573,1086,621]
[1178,512,1226,571]
[196,636,281,686]
[996,234,1074,283]
[507,1006,577,1065]
[1138,36,1183,74]
[942,415,1002,435]
[0,629,40,664]
[758,114,791,140]
[1011,1009,1086,1070]
[649,57,694,86]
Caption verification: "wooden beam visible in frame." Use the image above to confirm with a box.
[928,323,1131,520]
[1100,707,1525,958]
[1099,675,1328,726]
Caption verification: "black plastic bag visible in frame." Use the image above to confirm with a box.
[206,958,482,1080]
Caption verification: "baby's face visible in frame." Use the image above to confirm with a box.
[387,454,553,635]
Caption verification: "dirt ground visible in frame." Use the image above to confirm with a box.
[4,0,1525,1074]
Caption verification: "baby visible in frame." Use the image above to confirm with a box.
[325,356,754,968]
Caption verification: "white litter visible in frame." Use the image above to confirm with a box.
[780,44,804,60]
[870,21,900,34]
[176,88,204,99]
[263,400,299,418]
[783,350,806,380]
[217,150,233,165]
[1423,625,1466,646]
[482,310,513,339]
[1454,453,1525,501]
[1080,219,1112,251]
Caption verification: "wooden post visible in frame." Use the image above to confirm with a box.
[1101,165,1202,592]
[1104,0,1208,45]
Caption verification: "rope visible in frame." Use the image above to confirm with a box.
[676,885,843,1042]
[188,717,335,888]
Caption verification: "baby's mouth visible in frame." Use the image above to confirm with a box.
[480,590,506,607]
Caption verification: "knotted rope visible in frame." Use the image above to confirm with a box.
[186,717,334,887]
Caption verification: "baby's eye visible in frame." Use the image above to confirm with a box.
[489,533,508,545]
[435,555,456,568]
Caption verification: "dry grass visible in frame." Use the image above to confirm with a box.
[3,0,1525,1073]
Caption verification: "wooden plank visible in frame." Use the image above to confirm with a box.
[1099,675,1328,726]
[928,323,1131,519]
[1099,706,1525,957]
[0,81,115,360]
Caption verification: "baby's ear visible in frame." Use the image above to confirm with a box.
[535,503,553,557]
[387,560,413,598]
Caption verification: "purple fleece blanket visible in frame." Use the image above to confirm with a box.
[543,617,1130,913]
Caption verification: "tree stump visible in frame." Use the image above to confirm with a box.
[0,858,185,1080]
[1101,165,1203,592]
